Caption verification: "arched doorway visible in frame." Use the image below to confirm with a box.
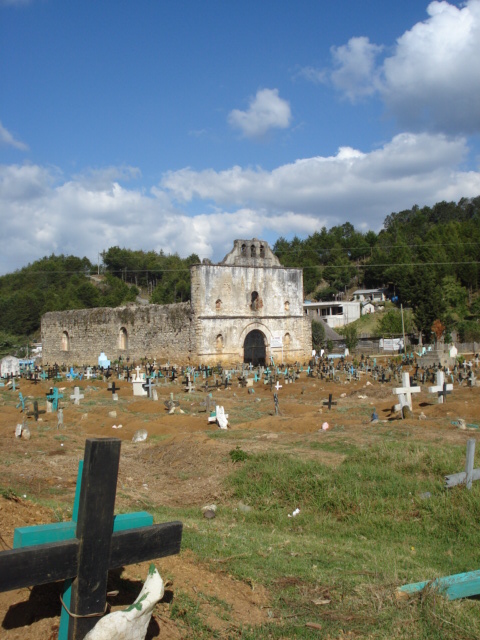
[243,330,266,366]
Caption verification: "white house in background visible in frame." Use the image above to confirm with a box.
[303,300,361,329]
[352,288,386,302]
[1,355,20,377]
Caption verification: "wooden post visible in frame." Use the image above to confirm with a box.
[68,438,120,639]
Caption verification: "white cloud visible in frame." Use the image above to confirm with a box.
[382,0,480,133]
[161,132,475,213]
[330,37,383,101]
[0,121,29,151]
[228,88,292,139]
[295,66,327,84]
[324,0,480,134]
[1,131,479,275]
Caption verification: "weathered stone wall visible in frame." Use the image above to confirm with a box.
[41,240,313,367]
[41,303,194,365]
[190,264,312,364]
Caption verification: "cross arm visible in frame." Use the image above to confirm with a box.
[109,521,183,567]
[0,538,79,592]
[0,521,182,593]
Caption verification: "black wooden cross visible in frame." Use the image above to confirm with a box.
[439,381,452,403]
[26,399,45,422]
[0,438,182,640]
[109,381,120,396]
[323,394,337,410]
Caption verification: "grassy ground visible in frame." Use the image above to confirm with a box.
[148,440,480,639]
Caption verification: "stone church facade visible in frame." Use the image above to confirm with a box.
[41,239,312,366]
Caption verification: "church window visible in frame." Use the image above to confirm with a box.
[241,244,247,256]
[119,327,128,350]
[284,300,290,311]
[215,299,222,311]
[61,331,70,352]
[251,291,259,310]
[216,334,224,350]
[260,244,265,258]
[251,244,256,257]
[284,332,291,346]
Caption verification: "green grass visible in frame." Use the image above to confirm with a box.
[149,441,480,638]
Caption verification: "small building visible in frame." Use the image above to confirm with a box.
[361,302,375,315]
[1,355,20,378]
[352,288,386,303]
[303,301,360,329]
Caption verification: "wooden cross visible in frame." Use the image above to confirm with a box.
[428,370,453,404]
[26,399,46,422]
[393,372,421,412]
[46,387,64,411]
[142,377,156,397]
[323,394,337,410]
[109,381,120,396]
[0,438,182,640]
[16,392,28,412]
[445,438,480,490]
[70,387,84,405]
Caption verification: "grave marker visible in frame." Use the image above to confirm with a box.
[323,394,337,410]
[428,371,453,404]
[27,399,45,422]
[142,377,155,398]
[445,438,480,489]
[70,387,84,406]
[393,372,421,413]
[0,438,182,640]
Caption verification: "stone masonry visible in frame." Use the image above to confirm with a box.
[41,239,312,366]
[41,303,193,365]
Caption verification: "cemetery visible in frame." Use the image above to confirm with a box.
[0,352,479,638]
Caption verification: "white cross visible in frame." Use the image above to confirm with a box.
[134,366,143,381]
[394,372,421,411]
[275,381,282,391]
[428,370,453,404]
[70,386,84,405]
[84,368,93,380]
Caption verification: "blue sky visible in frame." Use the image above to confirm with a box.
[1,0,480,274]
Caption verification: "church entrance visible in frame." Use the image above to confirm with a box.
[243,330,266,366]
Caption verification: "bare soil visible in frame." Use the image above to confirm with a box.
[0,364,478,638]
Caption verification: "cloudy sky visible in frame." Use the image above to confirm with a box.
[1,0,480,274]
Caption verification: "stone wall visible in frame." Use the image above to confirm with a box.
[41,303,194,366]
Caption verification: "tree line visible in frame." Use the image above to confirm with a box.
[0,196,479,356]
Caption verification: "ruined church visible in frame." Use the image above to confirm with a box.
[41,239,312,366]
